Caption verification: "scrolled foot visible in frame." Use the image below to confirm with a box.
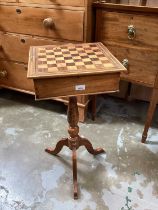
[45,138,68,155]
[79,137,105,155]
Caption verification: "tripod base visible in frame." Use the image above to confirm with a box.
[45,136,105,199]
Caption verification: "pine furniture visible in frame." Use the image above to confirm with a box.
[0,0,94,122]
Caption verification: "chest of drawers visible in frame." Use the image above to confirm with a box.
[0,0,94,122]
[93,0,158,142]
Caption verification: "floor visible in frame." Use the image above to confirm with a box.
[0,89,158,210]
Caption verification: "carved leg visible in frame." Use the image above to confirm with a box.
[79,137,105,155]
[142,88,158,143]
[45,138,69,155]
[72,149,78,199]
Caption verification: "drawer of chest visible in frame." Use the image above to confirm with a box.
[106,44,158,87]
[0,6,84,42]
[0,61,34,92]
[97,11,158,49]
[0,33,71,63]
[19,0,85,7]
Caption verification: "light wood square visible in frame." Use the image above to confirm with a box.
[65,59,74,63]
[48,67,58,72]
[75,62,85,66]
[67,66,77,70]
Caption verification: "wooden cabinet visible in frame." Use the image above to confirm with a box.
[93,0,158,142]
[0,0,94,122]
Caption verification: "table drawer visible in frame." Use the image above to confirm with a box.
[0,33,70,63]
[0,6,84,41]
[106,44,158,87]
[0,61,34,92]
[33,73,120,99]
[19,0,85,7]
[97,11,158,49]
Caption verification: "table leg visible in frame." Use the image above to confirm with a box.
[45,96,105,199]
[72,148,78,199]
[142,88,158,143]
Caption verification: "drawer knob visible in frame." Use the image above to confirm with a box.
[122,58,129,69]
[128,25,136,40]
[16,8,22,14]
[43,18,54,29]
[0,70,7,79]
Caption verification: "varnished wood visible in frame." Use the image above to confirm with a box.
[0,60,34,92]
[29,42,125,199]
[45,96,105,199]
[94,1,158,142]
[0,5,84,42]
[0,0,95,122]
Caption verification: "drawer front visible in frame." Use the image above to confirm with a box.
[0,6,84,41]
[0,61,34,92]
[34,73,120,99]
[106,44,158,87]
[19,0,85,7]
[0,33,71,63]
[97,11,158,49]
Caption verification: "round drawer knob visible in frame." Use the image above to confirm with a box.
[16,8,22,14]
[122,58,129,69]
[43,18,54,29]
[0,70,7,79]
[128,25,136,40]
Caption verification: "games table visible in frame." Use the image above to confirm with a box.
[27,42,126,199]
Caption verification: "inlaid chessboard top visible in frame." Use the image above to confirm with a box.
[28,42,126,79]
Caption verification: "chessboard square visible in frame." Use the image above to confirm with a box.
[65,59,74,64]
[38,58,47,62]
[58,67,67,71]
[85,64,96,69]
[95,64,104,69]
[76,65,85,70]
[74,59,82,62]
[73,56,81,60]
[56,60,65,64]
[82,58,91,62]
[66,62,75,66]
[79,53,87,56]
[93,60,103,65]
[54,52,63,56]
[48,64,57,68]
[67,66,77,71]
[47,60,56,65]
[71,53,80,57]
[84,61,93,65]
[55,54,63,58]
[57,63,67,68]
[103,63,114,68]
[63,54,72,58]
[56,57,65,61]
[85,50,93,54]
[75,62,85,66]
[90,57,99,61]
[47,67,58,72]
[38,64,48,69]
[47,55,55,59]
[70,50,78,54]
[88,55,98,59]
[62,50,70,54]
